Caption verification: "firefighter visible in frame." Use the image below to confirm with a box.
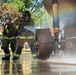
[13,10,36,60]
[51,27,59,41]
[1,13,18,60]
[51,27,60,48]
[21,10,34,26]
[54,27,59,40]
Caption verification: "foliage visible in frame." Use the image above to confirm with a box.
[34,8,53,28]
[9,0,25,12]
[0,0,52,28]
[0,2,21,21]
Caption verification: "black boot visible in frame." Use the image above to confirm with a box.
[13,57,19,60]
[32,53,37,59]
[2,57,10,60]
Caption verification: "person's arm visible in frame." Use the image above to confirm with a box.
[14,24,19,37]
[2,25,7,34]
[30,19,34,26]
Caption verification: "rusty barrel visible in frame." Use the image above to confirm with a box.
[36,29,54,59]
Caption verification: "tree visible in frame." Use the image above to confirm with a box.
[0,1,21,21]
[1,0,52,28]
[9,0,25,12]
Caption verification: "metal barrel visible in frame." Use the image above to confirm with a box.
[36,29,55,60]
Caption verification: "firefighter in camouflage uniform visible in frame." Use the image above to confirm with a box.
[14,10,36,60]
[1,13,18,60]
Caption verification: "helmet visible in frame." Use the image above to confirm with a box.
[22,11,31,17]
[4,13,11,20]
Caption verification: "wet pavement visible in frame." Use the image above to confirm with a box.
[0,50,76,75]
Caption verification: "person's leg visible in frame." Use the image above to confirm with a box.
[2,40,10,60]
[13,39,24,60]
[10,40,16,54]
[30,44,37,58]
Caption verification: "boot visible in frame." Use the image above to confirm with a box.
[32,53,37,59]
[2,57,10,60]
[13,57,19,60]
